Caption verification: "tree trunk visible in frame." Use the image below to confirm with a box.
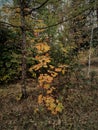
[19,0,27,98]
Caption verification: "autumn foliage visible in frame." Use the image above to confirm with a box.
[29,42,68,114]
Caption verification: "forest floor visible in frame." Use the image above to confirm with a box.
[0,76,98,130]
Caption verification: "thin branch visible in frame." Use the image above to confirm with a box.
[27,0,49,15]
[0,21,21,28]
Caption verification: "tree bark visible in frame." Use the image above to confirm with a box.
[19,0,27,98]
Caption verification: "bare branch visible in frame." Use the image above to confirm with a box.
[27,0,49,15]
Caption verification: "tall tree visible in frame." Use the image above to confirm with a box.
[19,0,27,98]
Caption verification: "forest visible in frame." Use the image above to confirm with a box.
[0,0,98,130]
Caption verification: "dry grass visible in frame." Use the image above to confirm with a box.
[0,76,98,130]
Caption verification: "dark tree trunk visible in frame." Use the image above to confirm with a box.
[97,8,98,22]
[19,0,27,98]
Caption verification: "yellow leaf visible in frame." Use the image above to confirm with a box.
[51,111,57,115]
[49,65,54,69]
[38,94,43,104]
[43,84,50,89]
[33,64,42,70]
[34,108,39,114]
[55,103,63,113]
[32,73,36,78]
[49,102,56,110]
[62,69,65,75]
[45,96,55,103]
[55,68,62,72]
[51,72,58,77]
[16,93,22,101]
[47,89,53,94]
[35,43,50,53]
